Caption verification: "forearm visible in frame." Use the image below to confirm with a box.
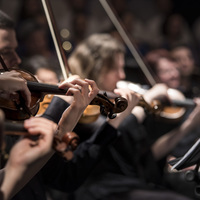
[58,104,85,137]
[1,152,53,200]
[131,106,146,124]
[152,119,193,160]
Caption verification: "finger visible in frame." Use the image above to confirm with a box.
[24,117,57,133]
[194,98,200,105]
[24,120,56,146]
[58,81,74,90]
[69,79,90,96]
[84,79,99,99]
[66,87,82,98]
[8,70,22,78]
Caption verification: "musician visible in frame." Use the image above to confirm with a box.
[0,69,57,200]
[0,116,57,200]
[0,11,21,70]
[0,76,101,200]
[171,44,200,98]
[0,61,104,200]
[0,7,197,200]
[0,70,31,107]
[145,48,200,198]
[0,10,142,200]
[42,33,200,199]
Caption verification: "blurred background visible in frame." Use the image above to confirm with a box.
[1,0,200,85]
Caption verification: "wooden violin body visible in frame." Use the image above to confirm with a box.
[0,69,128,121]
[0,69,68,120]
[117,80,196,122]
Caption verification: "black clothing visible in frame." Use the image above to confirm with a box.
[4,96,196,200]
[3,96,119,200]
[72,114,166,200]
[44,97,194,200]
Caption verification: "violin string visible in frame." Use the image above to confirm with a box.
[99,0,156,86]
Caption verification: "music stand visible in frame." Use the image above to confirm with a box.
[169,138,200,196]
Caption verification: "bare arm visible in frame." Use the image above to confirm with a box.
[57,78,99,137]
[152,98,200,160]
[0,117,57,200]
[132,84,169,123]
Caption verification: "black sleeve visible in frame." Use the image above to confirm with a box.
[42,96,70,123]
[41,122,118,192]
[118,114,139,133]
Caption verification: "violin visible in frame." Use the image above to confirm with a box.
[4,120,79,161]
[117,80,196,122]
[40,0,128,123]
[0,68,128,121]
[100,0,197,122]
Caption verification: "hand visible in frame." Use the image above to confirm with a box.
[114,88,140,114]
[0,70,31,107]
[132,84,169,124]
[59,78,99,111]
[1,117,57,200]
[108,88,140,128]
[143,83,169,104]
[7,117,57,168]
[185,98,200,130]
[58,78,99,136]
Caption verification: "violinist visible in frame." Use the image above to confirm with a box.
[0,67,57,200]
[0,44,103,200]
[0,11,21,70]
[170,44,200,98]
[145,48,200,198]
[0,115,57,200]
[144,49,200,156]
[0,71,31,107]
[42,33,200,200]
[0,10,128,200]
[0,8,195,200]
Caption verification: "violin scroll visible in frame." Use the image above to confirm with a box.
[53,131,79,160]
[0,68,128,121]
[90,93,128,119]
[5,121,79,161]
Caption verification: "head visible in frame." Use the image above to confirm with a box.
[171,45,195,77]
[0,10,21,69]
[18,18,52,58]
[68,33,126,91]
[146,49,181,88]
[22,55,60,84]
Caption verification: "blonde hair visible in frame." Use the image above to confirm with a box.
[68,33,125,86]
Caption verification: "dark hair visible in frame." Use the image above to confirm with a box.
[0,10,15,29]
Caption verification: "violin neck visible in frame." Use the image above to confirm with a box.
[98,90,119,99]
[5,121,28,136]
[27,81,68,95]
[171,99,196,107]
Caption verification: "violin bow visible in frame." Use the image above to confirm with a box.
[41,0,70,80]
[99,0,156,86]
[41,0,128,118]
